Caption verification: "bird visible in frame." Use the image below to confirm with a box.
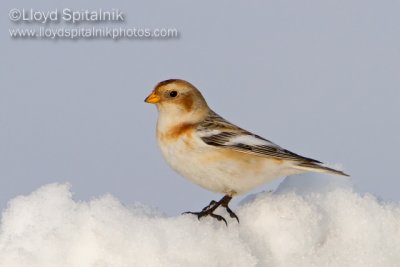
[145,79,348,224]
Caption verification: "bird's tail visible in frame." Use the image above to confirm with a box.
[293,162,349,177]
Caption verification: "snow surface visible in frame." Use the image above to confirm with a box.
[1,175,400,267]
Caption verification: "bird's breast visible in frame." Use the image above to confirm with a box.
[155,124,301,195]
[156,126,207,182]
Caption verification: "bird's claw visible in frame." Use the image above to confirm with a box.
[182,210,228,226]
[209,213,227,225]
[182,195,239,225]
[225,206,240,223]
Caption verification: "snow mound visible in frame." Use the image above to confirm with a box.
[1,177,400,267]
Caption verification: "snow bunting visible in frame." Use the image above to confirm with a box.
[145,79,348,224]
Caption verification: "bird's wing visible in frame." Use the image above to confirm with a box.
[197,110,321,164]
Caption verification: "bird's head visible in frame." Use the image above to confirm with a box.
[145,79,209,123]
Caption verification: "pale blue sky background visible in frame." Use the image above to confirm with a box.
[1,0,399,214]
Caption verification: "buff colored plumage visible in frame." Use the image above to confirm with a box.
[145,79,348,224]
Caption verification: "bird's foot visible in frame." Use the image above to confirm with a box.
[201,200,218,212]
[183,210,228,225]
[224,205,239,223]
[182,195,239,225]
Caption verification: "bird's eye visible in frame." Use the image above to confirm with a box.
[169,91,178,97]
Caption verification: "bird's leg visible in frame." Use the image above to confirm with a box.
[219,195,239,223]
[201,200,218,212]
[183,195,239,225]
[183,198,227,225]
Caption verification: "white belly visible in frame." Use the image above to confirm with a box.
[157,132,302,195]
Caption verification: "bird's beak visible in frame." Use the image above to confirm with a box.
[145,91,161,104]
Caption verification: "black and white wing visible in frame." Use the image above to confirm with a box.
[197,111,319,163]
[197,111,348,176]
[197,110,319,162]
